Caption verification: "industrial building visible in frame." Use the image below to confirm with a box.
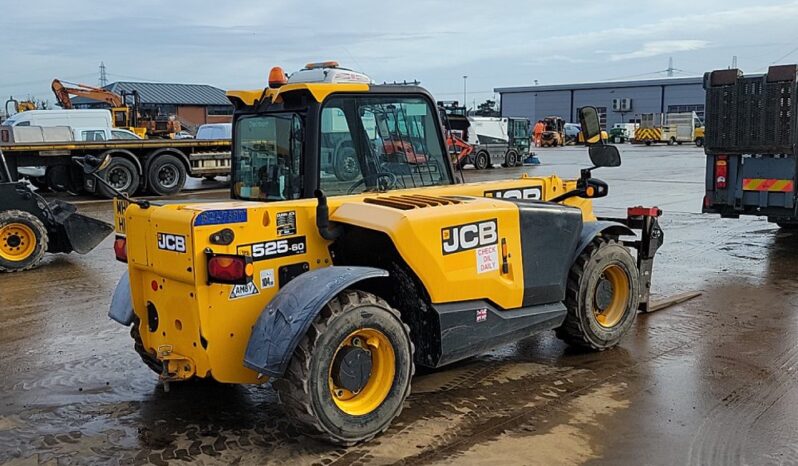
[72,81,233,131]
[495,76,705,128]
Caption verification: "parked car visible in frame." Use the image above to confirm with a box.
[564,123,581,143]
[196,123,232,140]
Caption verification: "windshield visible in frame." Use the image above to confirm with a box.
[319,95,449,196]
[233,113,302,200]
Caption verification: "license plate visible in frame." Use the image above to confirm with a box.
[114,197,129,235]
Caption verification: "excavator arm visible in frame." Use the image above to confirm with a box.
[51,79,123,109]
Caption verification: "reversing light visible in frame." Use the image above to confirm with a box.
[207,252,254,285]
[715,155,728,189]
[268,66,288,89]
[305,61,339,70]
[113,236,127,263]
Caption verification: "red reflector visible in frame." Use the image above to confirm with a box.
[151,280,159,291]
[208,254,253,284]
[628,206,662,217]
[113,237,127,263]
[715,155,728,189]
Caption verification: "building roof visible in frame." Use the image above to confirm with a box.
[494,76,704,94]
[71,81,231,106]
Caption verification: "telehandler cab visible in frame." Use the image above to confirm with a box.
[109,62,663,445]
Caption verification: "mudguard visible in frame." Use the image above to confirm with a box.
[573,220,635,262]
[109,271,134,326]
[243,266,389,377]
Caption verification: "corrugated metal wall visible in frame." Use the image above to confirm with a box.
[500,83,705,127]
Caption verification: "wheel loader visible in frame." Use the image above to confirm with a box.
[0,149,112,272]
[108,62,663,445]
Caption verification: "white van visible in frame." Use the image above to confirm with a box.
[1,109,113,129]
[196,123,232,140]
[73,127,142,141]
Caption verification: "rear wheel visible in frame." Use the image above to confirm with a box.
[274,290,414,445]
[667,137,676,146]
[695,137,704,147]
[98,157,139,198]
[556,238,640,350]
[474,151,490,170]
[147,154,187,196]
[0,210,48,273]
[645,141,652,146]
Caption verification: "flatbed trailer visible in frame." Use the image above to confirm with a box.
[0,138,230,197]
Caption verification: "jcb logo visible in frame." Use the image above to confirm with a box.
[441,219,498,255]
[484,187,542,200]
[157,233,186,253]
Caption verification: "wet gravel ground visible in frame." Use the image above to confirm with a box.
[2,145,797,465]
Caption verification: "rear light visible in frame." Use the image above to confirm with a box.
[113,236,127,263]
[715,155,728,189]
[207,253,254,284]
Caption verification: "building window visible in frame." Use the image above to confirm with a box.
[667,104,705,120]
[576,107,608,129]
[207,105,233,116]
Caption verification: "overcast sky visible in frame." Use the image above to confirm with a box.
[3,0,798,109]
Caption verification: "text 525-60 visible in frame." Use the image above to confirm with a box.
[248,236,306,261]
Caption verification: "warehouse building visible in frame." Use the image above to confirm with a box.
[72,82,233,131]
[495,76,705,128]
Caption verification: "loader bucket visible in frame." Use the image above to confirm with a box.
[50,200,113,254]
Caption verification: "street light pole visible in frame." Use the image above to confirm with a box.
[462,75,468,111]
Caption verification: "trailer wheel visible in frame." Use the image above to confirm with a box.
[147,154,187,196]
[474,151,490,170]
[505,150,519,168]
[334,145,360,181]
[556,238,640,350]
[98,157,139,198]
[0,210,48,273]
[274,290,414,445]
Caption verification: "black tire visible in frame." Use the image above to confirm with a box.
[131,316,163,374]
[667,137,676,146]
[505,150,519,168]
[645,141,652,146]
[556,238,640,350]
[45,165,84,194]
[0,210,48,273]
[474,151,490,170]
[695,137,704,147]
[98,157,139,198]
[333,145,360,182]
[274,290,414,445]
[147,154,187,196]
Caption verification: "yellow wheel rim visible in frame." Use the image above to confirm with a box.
[329,328,395,416]
[0,223,37,262]
[593,264,630,328]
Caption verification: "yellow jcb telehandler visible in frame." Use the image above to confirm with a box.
[106,62,663,445]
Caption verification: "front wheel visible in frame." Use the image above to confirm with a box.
[505,150,519,168]
[274,290,414,445]
[695,137,704,147]
[0,210,48,272]
[556,238,640,350]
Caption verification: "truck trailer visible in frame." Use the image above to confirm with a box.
[702,64,798,227]
[0,125,230,197]
[634,112,704,146]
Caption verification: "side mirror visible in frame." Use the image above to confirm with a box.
[578,106,602,145]
[588,144,621,168]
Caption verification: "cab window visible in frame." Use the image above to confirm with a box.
[232,113,302,201]
[319,96,448,196]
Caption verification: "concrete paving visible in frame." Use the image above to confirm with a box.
[1,144,796,465]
